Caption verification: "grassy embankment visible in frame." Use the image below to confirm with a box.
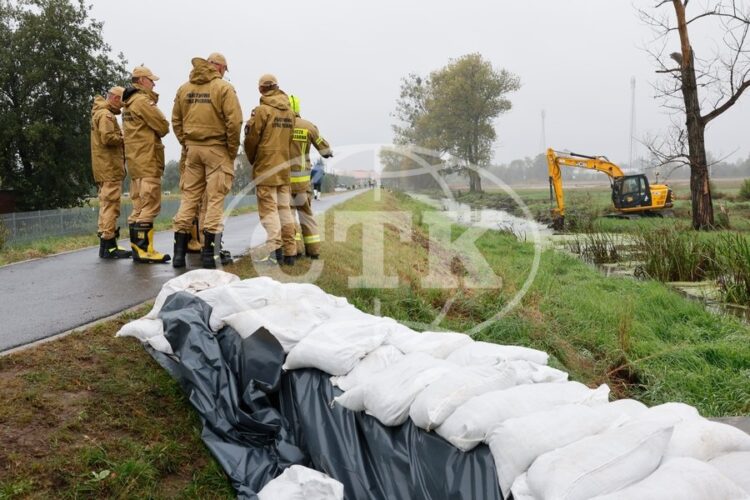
[1,189,748,497]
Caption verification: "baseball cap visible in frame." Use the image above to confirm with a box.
[108,86,125,98]
[258,73,278,87]
[207,52,228,70]
[131,65,159,81]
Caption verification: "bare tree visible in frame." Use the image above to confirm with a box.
[640,1,750,229]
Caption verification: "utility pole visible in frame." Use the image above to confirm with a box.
[629,77,636,170]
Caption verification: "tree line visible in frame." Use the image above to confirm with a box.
[0,0,127,211]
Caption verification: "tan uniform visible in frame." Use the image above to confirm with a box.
[172,58,242,233]
[122,84,170,224]
[290,116,332,257]
[90,96,126,239]
[243,89,296,256]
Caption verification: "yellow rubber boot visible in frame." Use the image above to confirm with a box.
[131,222,171,264]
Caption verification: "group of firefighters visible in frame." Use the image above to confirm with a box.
[90,52,332,268]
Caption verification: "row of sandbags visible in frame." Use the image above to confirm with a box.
[118,271,750,499]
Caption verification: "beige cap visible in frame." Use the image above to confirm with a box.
[258,73,278,87]
[131,65,159,81]
[207,52,228,70]
[108,86,125,98]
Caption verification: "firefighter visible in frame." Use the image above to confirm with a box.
[90,86,131,259]
[288,95,333,259]
[243,74,296,265]
[122,65,171,263]
[171,53,242,268]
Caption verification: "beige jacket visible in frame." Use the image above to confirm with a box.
[90,96,125,182]
[122,84,170,179]
[243,89,295,186]
[172,58,243,158]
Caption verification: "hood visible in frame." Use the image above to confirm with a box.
[260,89,290,111]
[123,84,159,105]
[94,95,121,115]
[189,57,221,85]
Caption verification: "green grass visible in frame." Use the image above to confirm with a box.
[0,306,235,498]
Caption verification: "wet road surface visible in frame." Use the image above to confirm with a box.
[0,190,363,352]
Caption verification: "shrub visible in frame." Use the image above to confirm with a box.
[738,178,750,201]
[634,226,714,282]
[713,233,750,305]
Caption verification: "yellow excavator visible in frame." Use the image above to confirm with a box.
[547,148,673,229]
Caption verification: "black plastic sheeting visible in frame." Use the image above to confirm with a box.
[150,291,503,500]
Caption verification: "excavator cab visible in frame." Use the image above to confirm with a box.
[611,175,651,210]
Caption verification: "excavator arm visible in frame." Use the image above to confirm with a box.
[547,148,624,223]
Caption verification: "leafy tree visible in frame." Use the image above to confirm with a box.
[0,0,127,210]
[640,1,750,230]
[391,54,520,192]
[162,160,180,192]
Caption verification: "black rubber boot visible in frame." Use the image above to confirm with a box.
[275,248,283,264]
[172,231,190,268]
[201,231,219,269]
[281,253,296,266]
[99,236,132,259]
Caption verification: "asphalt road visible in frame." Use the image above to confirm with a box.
[0,190,364,352]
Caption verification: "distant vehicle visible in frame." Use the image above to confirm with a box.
[163,191,171,196]
[123,192,130,198]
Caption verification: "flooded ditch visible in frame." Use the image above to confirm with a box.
[410,193,750,325]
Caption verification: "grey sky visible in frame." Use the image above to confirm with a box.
[90,0,749,171]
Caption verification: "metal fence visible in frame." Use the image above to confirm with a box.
[0,194,257,246]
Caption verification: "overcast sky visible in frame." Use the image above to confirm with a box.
[90,0,749,172]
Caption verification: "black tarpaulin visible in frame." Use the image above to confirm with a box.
[150,292,503,499]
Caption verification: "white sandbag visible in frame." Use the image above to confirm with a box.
[635,401,701,426]
[223,309,265,339]
[197,282,269,331]
[383,322,419,350]
[257,465,344,500]
[409,363,519,431]
[436,381,610,451]
[334,384,366,412]
[510,473,535,500]
[145,269,239,319]
[525,420,673,500]
[488,399,648,498]
[283,318,390,375]
[446,340,549,366]
[364,355,455,426]
[710,451,750,494]
[591,457,750,500]
[664,418,750,461]
[335,352,453,425]
[333,352,449,415]
[115,317,163,341]
[330,345,403,390]
[146,334,173,355]
[387,330,473,359]
[224,299,331,352]
[509,359,568,383]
